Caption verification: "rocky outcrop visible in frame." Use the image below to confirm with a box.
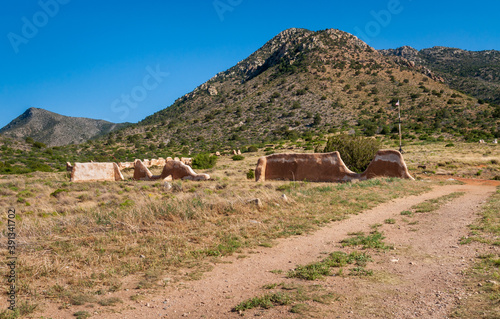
[380,50,445,83]
[379,46,420,62]
[255,150,413,182]
[381,46,500,101]
[208,86,218,96]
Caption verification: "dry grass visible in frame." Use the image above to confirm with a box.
[0,143,492,315]
[451,188,500,318]
[401,142,500,180]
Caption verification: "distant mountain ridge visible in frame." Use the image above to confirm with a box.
[0,108,129,146]
[380,46,500,105]
[0,28,499,176]
[125,28,497,152]
[2,28,499,159]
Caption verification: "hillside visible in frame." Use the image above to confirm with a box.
[380,46,500,105]
[108,28,498,154]
[0,107,129,147]
[1,28,499,173]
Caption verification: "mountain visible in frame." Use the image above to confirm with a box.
[2,28,499,173]
[111,28,498,153]
[380,46,500,105]
[0,108,129,146]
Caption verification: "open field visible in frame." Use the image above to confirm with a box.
[0,142,498,318]
[401,142,499,180]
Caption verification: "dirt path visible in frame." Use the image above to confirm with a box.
[47,181,498,318]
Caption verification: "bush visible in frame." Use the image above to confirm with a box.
[33,141,46,149]
[232,155,244,161]
[192,153,217,169]
[322,134,381,173]
[247,145,258,152]
[246,169,255,179]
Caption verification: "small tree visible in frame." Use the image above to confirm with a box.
[192,153,217,169]
[322,134,381,173]
[313,113,322,126]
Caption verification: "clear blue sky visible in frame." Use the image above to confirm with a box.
[1,0,499,129]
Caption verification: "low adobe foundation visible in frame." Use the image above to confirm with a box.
[133,159,210,181]
[70,162,124,182]
[255,150,413,182]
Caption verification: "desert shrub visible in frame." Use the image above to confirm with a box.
[246,169,255,179]
[50,189,68,198]
[322,134,381,173]
[32,141,46,149]
[232,155,244,161]
[247,145,258,152]
[192,153,217,169]
[26,160,52,172]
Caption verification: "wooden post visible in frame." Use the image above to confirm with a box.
[397,100,403,153]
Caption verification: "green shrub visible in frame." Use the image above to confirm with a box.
[192,153,217,169]
[50,189,68,198]
[322,134,380,173]
[246,169,255,179]
[247,145,258,152]
[32,141,46,149]
[232,155,244,161]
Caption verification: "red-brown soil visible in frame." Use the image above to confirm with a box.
[40,180,499,318]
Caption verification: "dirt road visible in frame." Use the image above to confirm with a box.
[48,180,499,318]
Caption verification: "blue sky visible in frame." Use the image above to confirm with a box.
[1,0,499,129]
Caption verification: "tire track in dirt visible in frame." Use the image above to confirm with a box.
[86,182,493,318]
[43,182,496,318]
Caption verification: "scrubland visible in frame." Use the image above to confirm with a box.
[0,141,498,317]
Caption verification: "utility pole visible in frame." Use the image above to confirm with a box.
[397,100,403,153]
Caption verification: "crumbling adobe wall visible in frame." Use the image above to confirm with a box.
[119,157,192,169]
[133,159,209,181]
[70,162,124,182]
[255,152,357,183]
[360,150,413,180]
[255,150,413,182]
